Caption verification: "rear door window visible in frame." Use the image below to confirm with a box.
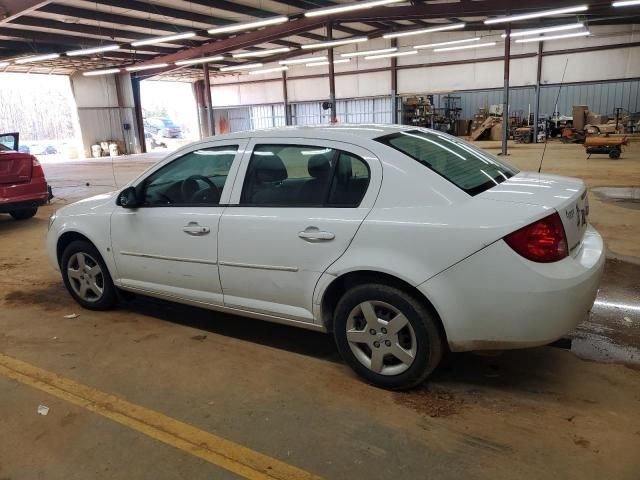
[376,130,518,196]
[240,144,370,207]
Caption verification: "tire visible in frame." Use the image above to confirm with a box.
[60,240,117,310]
[333,284,443,390]
[609,149,621,160]
[10,207,37,220]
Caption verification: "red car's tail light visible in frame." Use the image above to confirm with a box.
[504,212,568,263]
[32,157,45,178]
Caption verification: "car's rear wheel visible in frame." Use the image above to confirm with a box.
[333,284,443,390]
[10,207,37,220]
[61,240,117,310]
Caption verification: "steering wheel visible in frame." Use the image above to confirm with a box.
[180,175,219,204]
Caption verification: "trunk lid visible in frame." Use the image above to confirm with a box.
[0,151,33,185]
[479,172,589,256]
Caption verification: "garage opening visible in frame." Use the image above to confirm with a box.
[0,72,82,162]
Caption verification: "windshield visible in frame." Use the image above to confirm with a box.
[376,129,518,196]
[160,118,177,127]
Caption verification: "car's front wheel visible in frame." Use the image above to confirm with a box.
[333,284,443,390]
[61,240,117,310]
[10,207,37,220]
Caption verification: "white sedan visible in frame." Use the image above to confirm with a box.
[47,125,605,390]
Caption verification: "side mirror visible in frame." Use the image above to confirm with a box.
[116,186,141,208]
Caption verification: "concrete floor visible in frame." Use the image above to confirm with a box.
[1,141,639,479]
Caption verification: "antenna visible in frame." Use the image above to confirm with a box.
[538,58,569,174]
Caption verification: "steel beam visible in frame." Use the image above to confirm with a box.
[533,41,543,143]
[327,22,337,124]
[502,25,511,156]
[203,63,215,137]
[130,76,146,154]
[0,0,48,24]
[282,70,291,126]
[391,38,398,124]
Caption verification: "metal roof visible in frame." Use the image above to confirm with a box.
[0,0,638,80]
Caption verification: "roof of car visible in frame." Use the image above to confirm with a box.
[203,124,415,143]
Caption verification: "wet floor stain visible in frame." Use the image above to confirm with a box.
[571,259,640,366]
[4,283,73,311]
[592,186,640,210]
[393,385,464,417]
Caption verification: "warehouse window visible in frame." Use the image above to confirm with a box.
[376,130,518,196]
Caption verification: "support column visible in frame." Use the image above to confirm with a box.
[282,69,291,126]
[533,41,543,143]
[391,38,398,124]
[192,80,209,139]
[203,63,215,137]
[501,25,511,156]
[327,21,337,124]
[131,76,146,154]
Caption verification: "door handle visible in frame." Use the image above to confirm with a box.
[298,227,335,242]
[183,222,210,236]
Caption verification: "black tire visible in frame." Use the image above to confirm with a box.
[10,207,37,220]
[609,149,621,159]
[333,284,443,390]
[60,240,117,310]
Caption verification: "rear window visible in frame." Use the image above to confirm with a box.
[376,130,518,196]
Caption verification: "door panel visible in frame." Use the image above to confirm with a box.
[110,140,246,304]
[219,139,382,323]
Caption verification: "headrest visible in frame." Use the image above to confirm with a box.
[255,154,287,183]
[308,155,331,179]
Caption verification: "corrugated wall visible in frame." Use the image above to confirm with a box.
[432,79,640,119]
[211,79,640,132]
[214,97,393,132]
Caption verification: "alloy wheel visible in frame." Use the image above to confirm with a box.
[66,252,104,302]
[346,300,418,376]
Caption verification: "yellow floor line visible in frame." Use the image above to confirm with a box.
[0,353,321,480]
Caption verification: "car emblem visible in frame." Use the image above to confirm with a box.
[565,209,575,220]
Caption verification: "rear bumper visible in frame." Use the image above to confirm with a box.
[419,225,605,352]
[0,178,49,213]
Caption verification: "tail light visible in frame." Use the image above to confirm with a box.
[504,212,568,263]
[32,157,45,178]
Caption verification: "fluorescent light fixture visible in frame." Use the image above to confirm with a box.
[83,68,121,76]
[613,0,640,6]
[306,58,351,66]
[383,23,466,39]
[515,31,590,43]
[414,37,480,49]
[131,32,196,47]
[305,0,403,17]
[279,56,326,65]
[125,63,169,72]
[364,50,418,60]
[232,47,292,58]
[66,45,120,56]
[503,22,584,38]
[434,42,496,52]
[341,47,397,57]
[208,16,288,35]
[219,63,263,72]
[248,66,288,75]
[301,37,368,49]
[484,5,588,25]
[175,55,224,66]
[14,53,60,64]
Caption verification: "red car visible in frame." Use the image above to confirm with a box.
[0,132,50,220]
